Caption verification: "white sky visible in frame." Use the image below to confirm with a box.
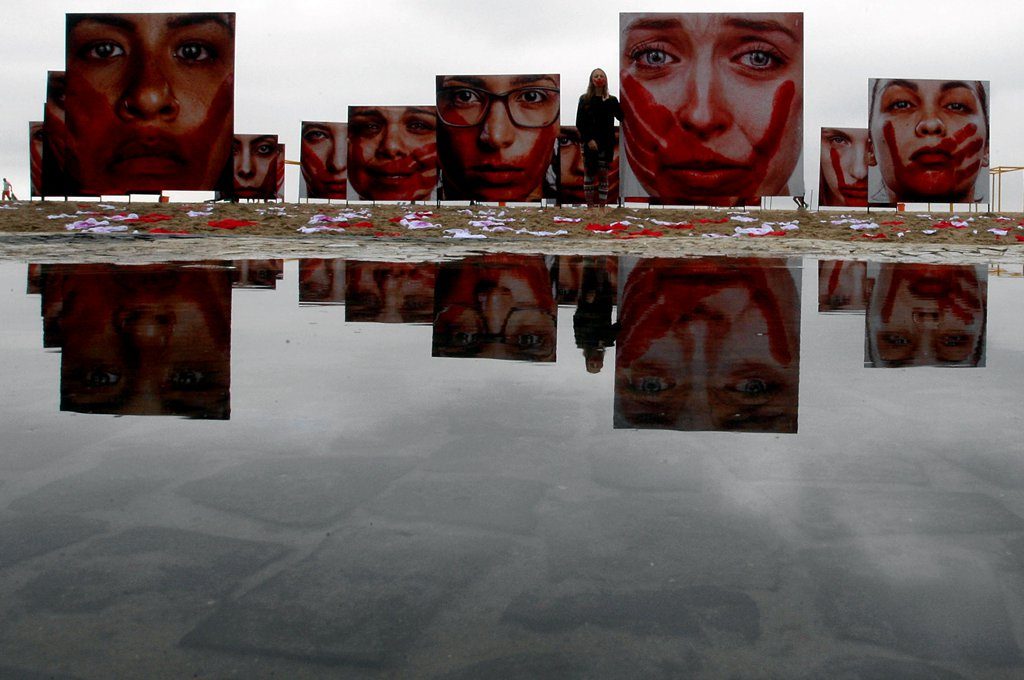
[3,0,1023,208]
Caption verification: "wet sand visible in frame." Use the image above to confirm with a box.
[0,200,1021,264]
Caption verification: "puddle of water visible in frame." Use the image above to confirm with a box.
[1,254,1023,679]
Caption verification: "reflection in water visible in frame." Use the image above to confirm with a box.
[231,259,283,289]
[865,263,987,367]
[432,254,558,362]
[818,259,868,313]
[8,256,1024,679]
[572,255,618,374]
[345,261,437,323]
[298,258,345,305]
[615,257,801,432]
[40,262,232,419]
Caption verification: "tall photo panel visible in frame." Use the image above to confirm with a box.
[64,12,236,195]
[618,12,804,206]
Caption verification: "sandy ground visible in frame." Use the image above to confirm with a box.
[1,200,1022,264]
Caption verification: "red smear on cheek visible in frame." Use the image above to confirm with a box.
[621,76,795,199]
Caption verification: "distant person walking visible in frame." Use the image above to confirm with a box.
[2,177,15,201]
[576,69,622,207]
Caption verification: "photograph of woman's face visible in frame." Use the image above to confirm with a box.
[64,13,235,195]
[346,106,438,201]
[619,12,803,206]
[868,78,989,204]
[614,257,801,432]
[557,126,620,205]
[231,134,280,200]
[819,127,869,207]
[436,74,560,202]
[300,121,347,200]
[865,263,986,367]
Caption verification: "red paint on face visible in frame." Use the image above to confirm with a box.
[437,75,559,202]
[622,74,796,203]
[829,145,868,207]
[65,14,235,194]
[232,134,279,199]
[301,122,347,199]
[872,80,988,202]
[347,107,438,201]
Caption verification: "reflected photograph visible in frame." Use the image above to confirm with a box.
[615,257,801,432]
[298,258,345,304]
[864,263,987,367]
[818,260,868,313]
[432,254,557,361]
[45,262,232,418]
[345,261,437,323]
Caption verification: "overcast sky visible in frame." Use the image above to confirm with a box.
[3,0,1023,206]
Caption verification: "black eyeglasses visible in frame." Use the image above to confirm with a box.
[437,86,560,128]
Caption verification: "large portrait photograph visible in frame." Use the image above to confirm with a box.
[618,12,804,206]
[818,127,869,207]
[436,74,560,202]
[64,12,236,195]
[347,106,438,201]
[41,71,69,196]
[300,121,347,200]
[868,78,990,205]
[229,134,280,200]
[229,134,280,199]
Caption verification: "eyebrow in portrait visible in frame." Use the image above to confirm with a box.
[67,14,136,32]
[511,75,558,87]
[724,17,801,43]
[622,17,685,34]
[166,13,235,35]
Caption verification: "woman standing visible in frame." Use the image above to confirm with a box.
[576,69,622,207]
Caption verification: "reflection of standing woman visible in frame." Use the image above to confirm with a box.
[576,69,622,207]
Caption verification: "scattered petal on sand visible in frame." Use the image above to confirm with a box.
[297,225,345,234]
[515,228,568,236]
[66,218,110,230]
[443,228,486,239]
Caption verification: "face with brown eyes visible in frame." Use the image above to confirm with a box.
[614,257,800,432]
[345,261,437,323]
[619,12,803,205]
[232,134,280,199]
[55,263,232,418]
[868,79,989,203]
[64,13,235,194]
[437,74,560,201]
[301,121,347,199]
[347,106,438,200]
[866,263,986,367]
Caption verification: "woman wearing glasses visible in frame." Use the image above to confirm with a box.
[575,69,622,207]
[436,74,560,202]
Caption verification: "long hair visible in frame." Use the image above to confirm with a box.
[584,69,608,101]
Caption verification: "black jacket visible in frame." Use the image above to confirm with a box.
[576,95,622,153]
